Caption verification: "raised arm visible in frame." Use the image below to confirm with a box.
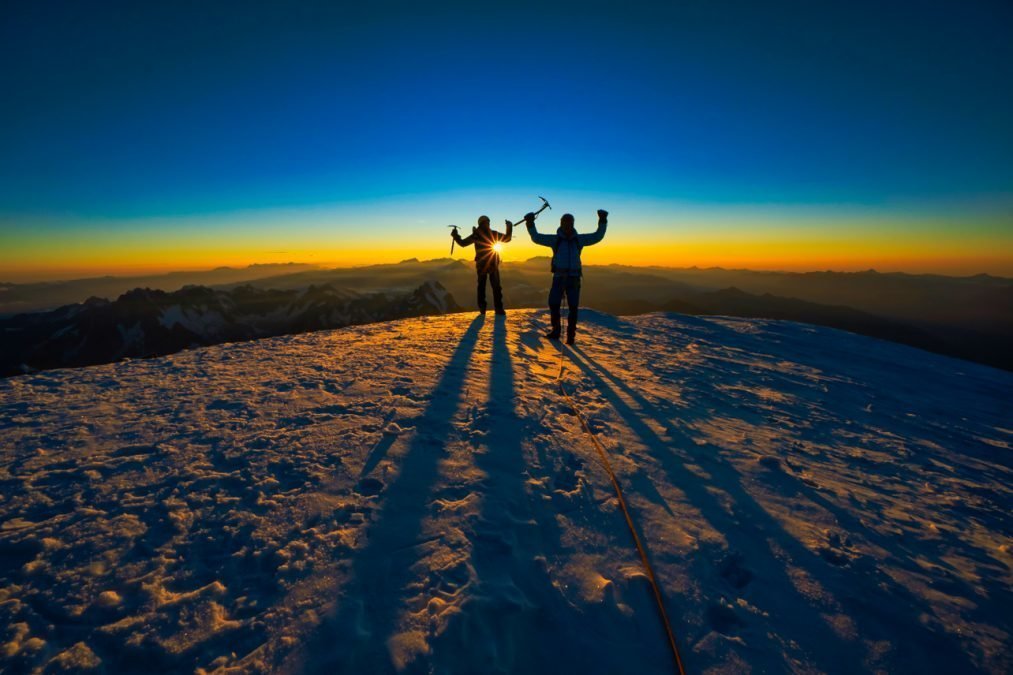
[501,219,514,243]
[577,210,609,247]
[524,212,556,247]
[454,228,476,246]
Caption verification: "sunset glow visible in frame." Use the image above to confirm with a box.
[3,197,1010,281]
[1,3,1011,281]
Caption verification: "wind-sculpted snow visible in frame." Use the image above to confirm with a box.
[0,310,1010,673]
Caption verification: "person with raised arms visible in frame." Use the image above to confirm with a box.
[452,215,513,316]
[524,209,608,344]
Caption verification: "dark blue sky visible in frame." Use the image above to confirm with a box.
[1,1,1011,278]
[3,0,1011,215]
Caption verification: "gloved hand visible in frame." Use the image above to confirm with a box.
[597,209,608,220]
[505,220,513,227]
[524,212,536,226]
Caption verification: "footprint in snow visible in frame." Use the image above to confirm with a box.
[718,552,754,590]
[209,448,249,474]
[205,399,247,412]
[552,454,583,493]
[818,530,855,567]
[706,602,745,635]
[356,477,385,497]
[435,559,472,595]
[111,444,162,459]
[819,547,851,566]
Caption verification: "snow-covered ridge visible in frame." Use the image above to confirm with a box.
[0,310,1010,673]
[0,280,460,377]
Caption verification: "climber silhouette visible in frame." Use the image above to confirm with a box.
[525,209,608,344]
[452,215,512,315]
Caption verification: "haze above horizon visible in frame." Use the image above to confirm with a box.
[2,1,1012,280]
[4,258,1011,287]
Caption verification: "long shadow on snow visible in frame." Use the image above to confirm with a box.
[566,341,984,674]
[516,315,675,519]
[295,315,486,673]
[359,410,400,479]
[429,316,560,671]
[563,342,980,672]
[515,316,683,671]
[574,322,1003,671]
[429,316,672,673]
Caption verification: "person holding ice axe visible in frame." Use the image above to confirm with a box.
[450,197,551,316]
[450,215,513,316]
[524,208,609,344]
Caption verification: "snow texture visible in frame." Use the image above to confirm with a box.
[1,309,1010,674]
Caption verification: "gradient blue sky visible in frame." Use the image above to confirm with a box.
[2,1,1011,278]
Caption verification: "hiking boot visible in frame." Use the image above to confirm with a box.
[565,334,575,345]
[549,307,562,339]
[494,309,506,316]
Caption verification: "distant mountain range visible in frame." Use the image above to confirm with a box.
[0,263,319,316]
[0,280,457,376]
[2,258,1011,373]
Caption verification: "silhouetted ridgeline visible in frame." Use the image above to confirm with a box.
[0,263,318,316]
[2,259,1010,372]
[0,280,457,376]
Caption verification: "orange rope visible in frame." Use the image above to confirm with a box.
[556,348,688,675]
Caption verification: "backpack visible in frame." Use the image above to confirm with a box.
[551,234,582,274]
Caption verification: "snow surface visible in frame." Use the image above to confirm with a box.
[1,309,1010,674]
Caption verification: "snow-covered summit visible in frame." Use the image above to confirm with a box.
[0,310,1010,673]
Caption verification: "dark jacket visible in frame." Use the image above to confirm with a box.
[454,222,513,272]
[527,218,607,276]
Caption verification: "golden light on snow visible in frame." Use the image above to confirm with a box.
[1,310,1011,671]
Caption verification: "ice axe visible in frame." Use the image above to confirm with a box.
[447,225,460,255]
[511,196,551,226]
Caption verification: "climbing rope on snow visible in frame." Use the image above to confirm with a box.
[555,345,688,675]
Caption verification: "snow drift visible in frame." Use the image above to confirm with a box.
[0,309,1010,673]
